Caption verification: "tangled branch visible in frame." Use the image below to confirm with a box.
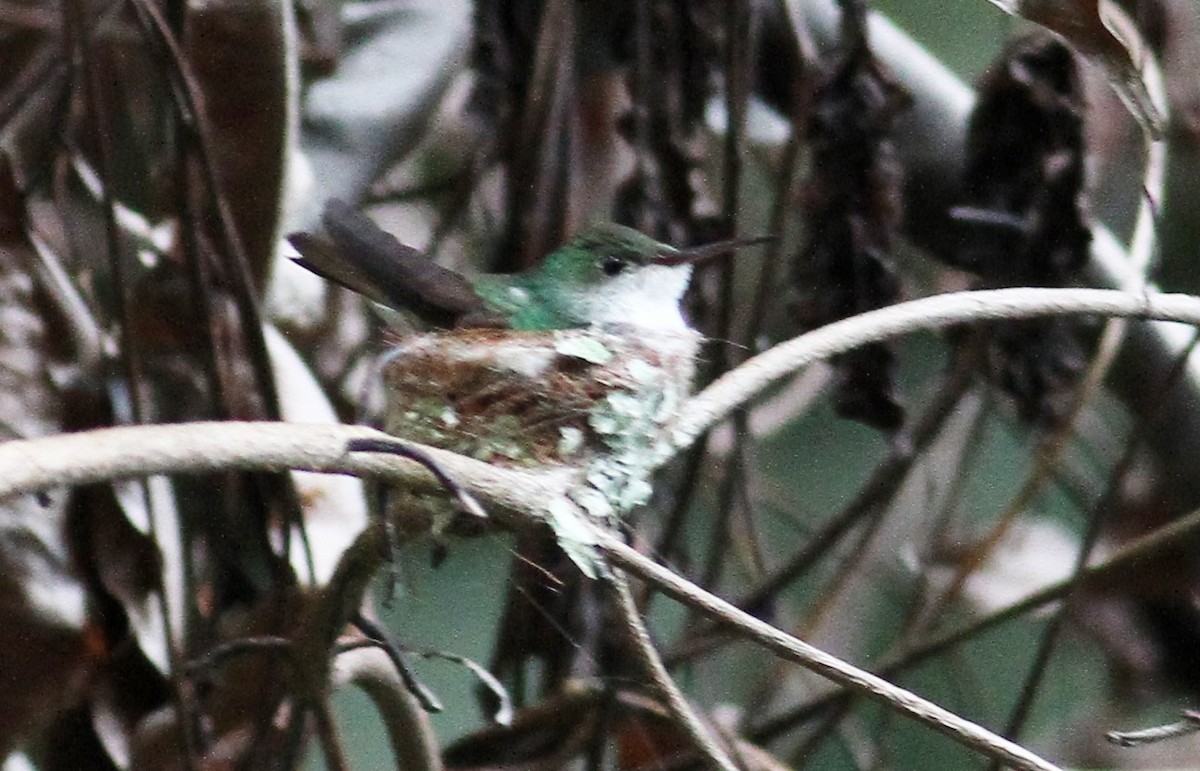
[6,285,1200,769]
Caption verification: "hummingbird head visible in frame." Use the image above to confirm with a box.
[529,223,773,331]
[529,223,693,330]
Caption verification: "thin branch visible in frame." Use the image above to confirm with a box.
[792,0,1200,514]
[185,636,294,677]
[8,286,1200,768]
[0,421,573,517]
[351,613,444,713]
[791,354,977,638]
[123,0,284,418]
[346,437,487,519]
[0,289,1198,511]
[932,34,1173,660]
[332,646,444,771]
[608,570,742,771]
[1107,710,1200,748]
[403,649,513,727]
[0,287,1196,508]
[988,331,1197,760]
[671,287,1195,447]
[715,0,749,374]
[752,500,1200,741]
[593,531,1062,771]
[670,373,979,753]
[314,699,352,771]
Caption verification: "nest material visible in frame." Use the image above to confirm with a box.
[382,327,700,533]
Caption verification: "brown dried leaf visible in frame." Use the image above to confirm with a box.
[950,32,1092,428]
[789,15,910,432]
[987,0,1166,136]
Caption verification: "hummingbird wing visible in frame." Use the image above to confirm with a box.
[287,200,500,328]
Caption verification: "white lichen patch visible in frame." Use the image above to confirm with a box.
[493,345,556,378]
[625,358,659,384]
[569,486,614,519]
[557,426,585,457]
[573,328,699,520]
[553,333,613,365]
[547,497,603,579]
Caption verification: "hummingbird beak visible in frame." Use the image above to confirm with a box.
[651,234,776,267]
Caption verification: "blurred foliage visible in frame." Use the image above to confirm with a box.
[874,0,1008,78]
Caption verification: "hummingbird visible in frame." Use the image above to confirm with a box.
[286,199,769,334]
[288,204,774,692]
[287,200,769,541]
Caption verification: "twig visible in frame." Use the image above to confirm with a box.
[927,28,1172,655]
[0,289,1198,510]
[0,288,1195,508]
[715,0,749,373]
[404,649,513,726]
[789,0,1200,520]
[67,4,199,765]
[351,613,444,713]
[345,437,487,519]
[332,646,444,771]
[123,0,312,584]
[792,354,977,638]
[753,500,1200,741]
[8,285,1200,769]
[592,530,1062,771]
[951,81,1167,748]
[608,569,742,771]
[0,421,572,517]
[671,287,1193,447]
[314,699,352,771]
[1107,710,1200,748]
[123,0,284,420]
[185,636,294,677]
[987,333,1197,765]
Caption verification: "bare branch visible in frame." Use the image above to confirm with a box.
[0,287,1198,510]
[754,501,1200,740]
[0,421,572,518]
[1107,710,1200,748]
[799,0,1200,502]
[608,570,742,771]
[593,529,1062,771]
[672,287,1198,447]
[0,287,1197,512]
[332,647,444,771]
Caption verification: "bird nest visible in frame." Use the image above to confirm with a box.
[381,326,700,533]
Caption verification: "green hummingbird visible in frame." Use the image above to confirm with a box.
[286,199,769,332]
[288,200,772,543]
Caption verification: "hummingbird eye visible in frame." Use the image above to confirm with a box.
[600,255,627,277]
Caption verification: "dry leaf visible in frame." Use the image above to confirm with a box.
[987,0,1167,136]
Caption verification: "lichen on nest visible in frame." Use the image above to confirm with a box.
[381,325,699,534]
